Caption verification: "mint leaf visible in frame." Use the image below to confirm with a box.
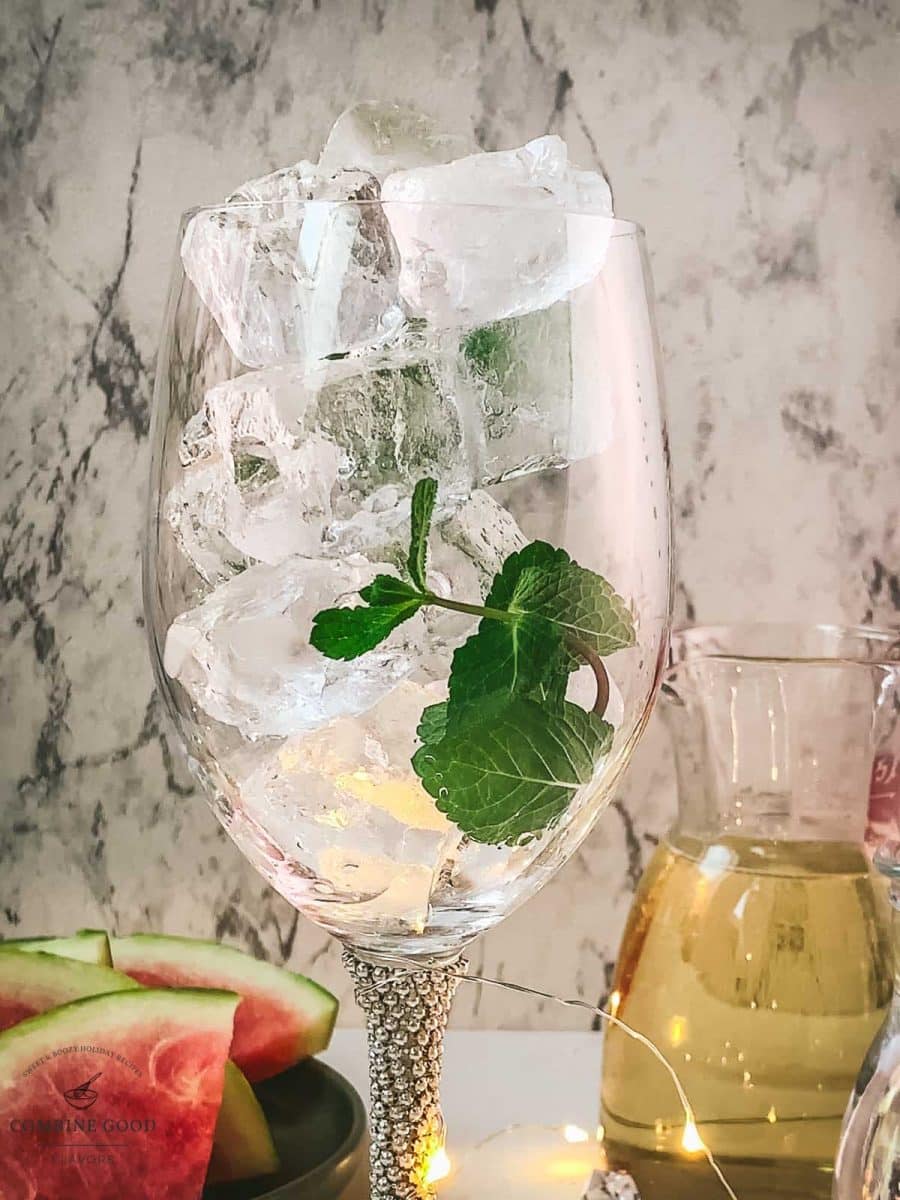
[407,477,437,591]
[234,454,278,487]
[414,698,613,845]
[534,669,570,708]
[447,613,565,710]
[486,542,635,656]
[438,541,630,718]
[310,602,421,660]
[417,701,448,745]
[360,575,421,606]
[462,322,514,385]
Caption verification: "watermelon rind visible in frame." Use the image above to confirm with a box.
[0,985,239,1062]
[0,948,139,1031]
[111,933,338,1079]
[0,928,113,965]
[207,1060,280,1184]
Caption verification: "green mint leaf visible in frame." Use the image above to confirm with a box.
[447,613,565,709]
[534,669,570,708]
[311,594,423,660]
[234,454,278,487]
[486,541,635,656]
[435,540,631,724]
[414,697,613,845]
[462,322,514,385]
[360,575,422,606]
[416,701,449,746]
[407,477,438,591]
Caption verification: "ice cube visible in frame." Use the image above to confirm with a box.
[202,366,316,456]
[181,163,404,368]
[166,413,341,578]
[381,135,613,327]
[323,485,412,568]
[204,351,471,499]
[434,489,528,586]
[312,355,470,495]
[230,680,458,927]
[444,282,616,485]
[319,102,477,180]
[164,556,427,738]
[225,438,340,564]
[164,455,252,584]
[455,301,576,483]
[227,161,371,204]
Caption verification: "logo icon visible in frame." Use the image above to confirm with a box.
[63,1072,102,1111]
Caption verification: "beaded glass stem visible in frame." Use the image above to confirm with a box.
[343,948,465,1199]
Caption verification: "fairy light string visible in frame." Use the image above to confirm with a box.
[356,962,740,1200]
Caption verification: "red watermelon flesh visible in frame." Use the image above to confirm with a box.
[0,988,238,1200]
[111,934,338,1082]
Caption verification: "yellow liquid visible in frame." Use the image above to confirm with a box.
[600,835,892,1199]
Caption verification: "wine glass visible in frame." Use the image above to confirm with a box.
[144,196,670,1199]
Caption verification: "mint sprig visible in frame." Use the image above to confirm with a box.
[311,478,635,845]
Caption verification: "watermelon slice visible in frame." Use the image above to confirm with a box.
[0,949,139,1031]
[111,934,338,1082]
[0,946,278,1184]
[1,929,113,966]
[208,1062,280,1184]
[0,988,238,1198]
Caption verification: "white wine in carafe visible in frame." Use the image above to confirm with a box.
[600,834,892,1200]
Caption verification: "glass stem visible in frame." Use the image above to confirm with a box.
[343,947,464,1199]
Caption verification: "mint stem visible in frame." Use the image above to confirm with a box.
[570,638,610,718]
[417,592,520,625]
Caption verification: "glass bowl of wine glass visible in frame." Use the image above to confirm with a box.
[145,189,670,1198]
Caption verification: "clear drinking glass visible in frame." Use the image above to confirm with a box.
[601,623,900,1200]
[144,198,670,1197]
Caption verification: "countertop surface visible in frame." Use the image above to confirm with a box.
[324,1029,604,1147]
[324,1028,607,1197]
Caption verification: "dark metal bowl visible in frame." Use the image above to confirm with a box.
[204,1059,368,1200]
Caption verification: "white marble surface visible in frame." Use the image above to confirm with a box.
[1,1,898,1028]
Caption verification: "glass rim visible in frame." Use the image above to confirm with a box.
[180,201,645,237]
[667,620,900,672]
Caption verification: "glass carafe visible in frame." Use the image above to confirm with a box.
[600,623,900,1200]
[834,841,900,1200]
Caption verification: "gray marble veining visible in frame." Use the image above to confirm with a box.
[1,0,898,1029]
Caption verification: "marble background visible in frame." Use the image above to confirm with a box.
[1,0,898,1030]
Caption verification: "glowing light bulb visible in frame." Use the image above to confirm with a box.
[669,1015,687,1046]
[767,1106,777,1124]
[608,990,621,1017]
[681,1118,705,1154]
[563,1124,589,1144]
[423,1145,452,1185]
